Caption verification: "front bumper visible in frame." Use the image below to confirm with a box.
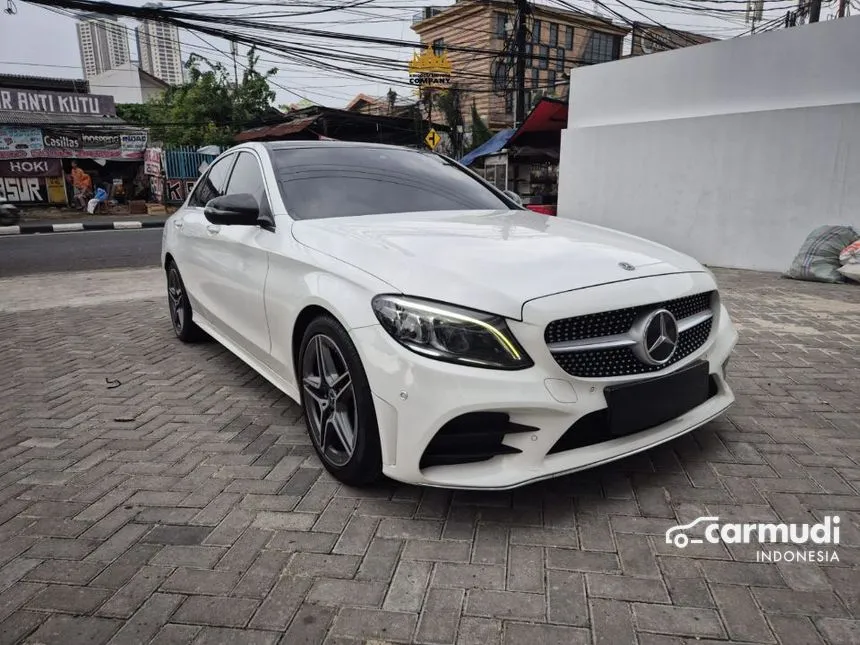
[352,272,738,489]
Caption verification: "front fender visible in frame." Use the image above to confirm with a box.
[265,240,397,388]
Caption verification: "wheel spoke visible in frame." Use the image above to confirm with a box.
[330,410,355,458]
[319,406,333,451]
[302,375,325,402]
[313,337,329,385]
[331,371,352,402]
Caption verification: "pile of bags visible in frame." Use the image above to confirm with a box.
[785,225,860,284]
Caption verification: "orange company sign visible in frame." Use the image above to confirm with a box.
[408,47,452,89]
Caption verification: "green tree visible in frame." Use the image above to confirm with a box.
[434,86,464,156]
[117,46,278,147]
[468,101,493,152]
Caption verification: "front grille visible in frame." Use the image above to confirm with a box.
[545,291,714,379]
[419,412,536,469]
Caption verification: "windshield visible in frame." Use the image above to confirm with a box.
[270,146,517,219]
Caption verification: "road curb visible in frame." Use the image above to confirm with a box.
[0,219,167,236]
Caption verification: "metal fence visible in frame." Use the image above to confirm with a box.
[162,146,222,180]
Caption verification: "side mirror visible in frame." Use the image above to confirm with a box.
[504,189,523,206]
[204,194,260,226]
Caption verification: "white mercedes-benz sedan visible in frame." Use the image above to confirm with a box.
[161,141,737,489]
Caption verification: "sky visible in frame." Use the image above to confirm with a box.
[0,0,849,108]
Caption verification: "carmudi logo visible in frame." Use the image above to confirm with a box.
[666,515,840,563]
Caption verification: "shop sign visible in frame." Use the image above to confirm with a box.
[43,130,82,149]
[121,132,148,152]
[144,147,162,176]
[0,176,48,203]
[150,175,163,203]
[0,126,44,154]
[0,158,63,177]
[81,133,122,150]
[166,178,184,202]
[408,47,452,89]
[0,88,116,117]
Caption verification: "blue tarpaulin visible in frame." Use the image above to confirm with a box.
[458,128,515,167]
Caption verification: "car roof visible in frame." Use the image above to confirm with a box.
[262,140,423,153]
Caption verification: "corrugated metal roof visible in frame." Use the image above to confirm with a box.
[0,111,128,127]
[234,116,318,142]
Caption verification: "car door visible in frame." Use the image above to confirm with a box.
[175,153,236,319]
[199,150,273,364]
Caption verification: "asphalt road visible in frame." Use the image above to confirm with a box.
[0,228,163,278]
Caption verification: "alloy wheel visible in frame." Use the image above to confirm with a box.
[167,268,185,334]
[302,334,358,467]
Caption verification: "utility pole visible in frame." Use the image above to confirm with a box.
[514,0,529,127]
[809,0,821,22]
[230,40,239,87]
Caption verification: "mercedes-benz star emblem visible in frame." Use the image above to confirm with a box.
[619,262,636,271]
[633,309,679,366]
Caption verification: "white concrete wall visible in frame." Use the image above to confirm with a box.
[89,63,167,104]
[557,17,860,272]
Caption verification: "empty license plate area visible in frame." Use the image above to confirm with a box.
[604,360,711,437]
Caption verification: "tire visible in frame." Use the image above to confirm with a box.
[166,261,204,343]
[298,314,382,486]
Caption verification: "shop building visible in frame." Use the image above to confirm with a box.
[0,74,149,208]
[461,96,568,215]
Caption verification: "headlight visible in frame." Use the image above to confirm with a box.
[371,295,533,370]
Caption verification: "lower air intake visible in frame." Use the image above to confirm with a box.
[420,412,537,468]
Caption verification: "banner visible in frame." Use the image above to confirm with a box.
[0,176,49,203]
[122,132,148,153]
[0,126,43,154]
[0,147,146,161]
[81,133,121,150]
[43,129,82,150]
[0,158,63,177]
[144,148,162,176]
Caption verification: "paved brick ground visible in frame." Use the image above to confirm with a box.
[0,267,858,645]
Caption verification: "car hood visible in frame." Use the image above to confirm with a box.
[291,209,705,320]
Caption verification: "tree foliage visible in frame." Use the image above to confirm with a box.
[468,101,493,152]
[117,47,279,147]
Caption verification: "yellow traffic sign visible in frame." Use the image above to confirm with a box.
[425,128,441,150]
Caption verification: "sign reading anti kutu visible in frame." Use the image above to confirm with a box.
[0,88,116,117]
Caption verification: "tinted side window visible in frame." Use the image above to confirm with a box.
[188,155,234,207]
[225,152,266,207]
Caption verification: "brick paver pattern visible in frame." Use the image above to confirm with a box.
[0,268,859,644]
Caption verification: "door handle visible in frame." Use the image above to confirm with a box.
[206,224,221,235]
[174,220,183,229]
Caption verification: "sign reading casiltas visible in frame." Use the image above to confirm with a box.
[0,88,116,117]
[408,47,452,89]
